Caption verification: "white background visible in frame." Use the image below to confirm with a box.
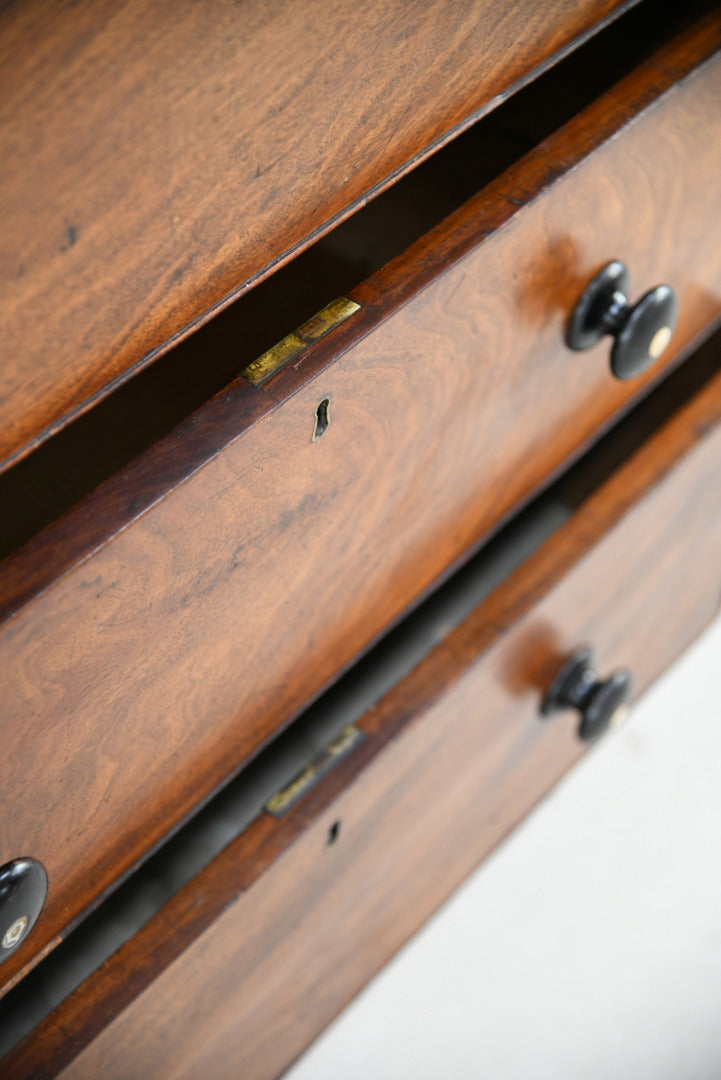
[286,615,721,1079]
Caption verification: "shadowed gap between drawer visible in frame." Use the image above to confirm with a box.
[0,0,709,562]
[1,330,719,1060]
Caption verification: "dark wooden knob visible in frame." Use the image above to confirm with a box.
[0,858,47,963]
[541,646,633,742]
[566,261,678,380]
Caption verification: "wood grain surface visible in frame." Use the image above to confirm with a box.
[0,10,720,996]
[0,0,634,472]
[6,340,721,1080]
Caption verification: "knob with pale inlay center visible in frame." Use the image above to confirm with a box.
[566,260,678,380]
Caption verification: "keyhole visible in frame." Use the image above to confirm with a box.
[313,397,331,441]
[327,820,342,846]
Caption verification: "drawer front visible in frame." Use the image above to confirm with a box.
[0,0,633,472]
[6,345,721,1080]
[1,11,721,992]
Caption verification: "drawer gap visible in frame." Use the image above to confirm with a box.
[0,0,712,563]
[1,325,719,1060]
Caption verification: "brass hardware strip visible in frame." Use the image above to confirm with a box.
[264,724,365,818]
[241,297,361,386]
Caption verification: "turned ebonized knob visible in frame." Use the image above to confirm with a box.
[0,858,47,963]
[566,261,678,380]
[541,646,633,742]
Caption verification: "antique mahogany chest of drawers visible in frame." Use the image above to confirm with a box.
[1,0,720,1075]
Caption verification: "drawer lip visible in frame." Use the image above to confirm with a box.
[2,7,721,999]
[0,1,639,476]
[5,343,721,1079]
[2,7,720,626]
[295,6,721,395]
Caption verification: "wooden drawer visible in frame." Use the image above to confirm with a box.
[1,4,721,993]
[3,331,721,1079]
[0,0,635,472]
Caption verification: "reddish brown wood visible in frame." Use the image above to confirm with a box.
[0,11,720,995]
[0,0,635,473]
[6,341,721,1080]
